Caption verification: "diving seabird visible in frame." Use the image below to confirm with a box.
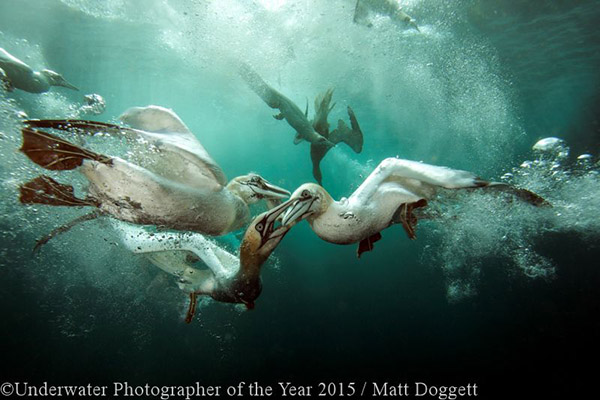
[279,157,548,257]
[0,47,78,93]
[117,199,293,322]
[239,63,332,146]
[18,106,290,238]
[240,65,364,184]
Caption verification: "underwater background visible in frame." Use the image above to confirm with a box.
[1,0,599,398]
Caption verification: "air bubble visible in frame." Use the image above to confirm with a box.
[532,137,569,161]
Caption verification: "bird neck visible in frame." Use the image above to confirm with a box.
[219,237,263,306]
[220,182,251,232]
[225,180,253,204]
[306,188,338,223]
[237,237,264,283]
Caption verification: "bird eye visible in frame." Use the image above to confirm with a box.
[255,222,264,232]
[301,190,310,198]
[251,176,260,183]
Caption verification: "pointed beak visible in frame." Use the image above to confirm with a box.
[58,78,79,91]
[265,200,294,226]
[251,180,290,200]
[257,200,297,248]
[281,197,314,226]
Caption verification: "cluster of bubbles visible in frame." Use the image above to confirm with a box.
[0,86,185,340]
[56,0,520,176]
[423,136,599,303]
[67,93,106,118]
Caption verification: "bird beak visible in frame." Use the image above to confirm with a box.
[281,196,315,226]
[265,200,293,226]
[58,77,79,91]
[257,200,296,248]
[249,180,291,200]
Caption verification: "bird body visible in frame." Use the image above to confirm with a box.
[0,47,78,93]
[281,158,547,256]
[19,106,290,236]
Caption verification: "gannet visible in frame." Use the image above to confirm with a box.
[0,47,78,93]
[18,106,290,237]
[117,199,293,322]
[280,158,548,257]
[240,65,364,184]
[239,63,332,147]
[353,0,420,32]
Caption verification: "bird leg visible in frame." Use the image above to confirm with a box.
[33,210,101,253]
[393,199,428,239]
[185,292,198,324]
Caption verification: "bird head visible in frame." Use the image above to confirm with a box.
[41,69,78,90]
[228,173,290,204]
[280,183,331,226]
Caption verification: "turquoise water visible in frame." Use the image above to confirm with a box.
[1,0,599,398]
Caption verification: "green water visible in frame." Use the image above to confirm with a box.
[1,0,599,398]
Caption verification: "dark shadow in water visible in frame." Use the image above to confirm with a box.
[1,227,599,398]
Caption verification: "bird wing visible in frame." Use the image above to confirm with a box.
[25,113,228,190]
[310,143,331,184]
[118,106,228,188]
[350,158,483,209]
[0,47,33,73]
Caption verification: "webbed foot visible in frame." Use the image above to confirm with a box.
[357,232,382,258]
[20,127,112,170]
[20,175,99,207]
[394,199,428,239]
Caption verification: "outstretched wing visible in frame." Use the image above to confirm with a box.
[310,143,330,184]
[119,105,228,188]
[26,107,228,189]
[350,158,484,209]
[351,158,548,211]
